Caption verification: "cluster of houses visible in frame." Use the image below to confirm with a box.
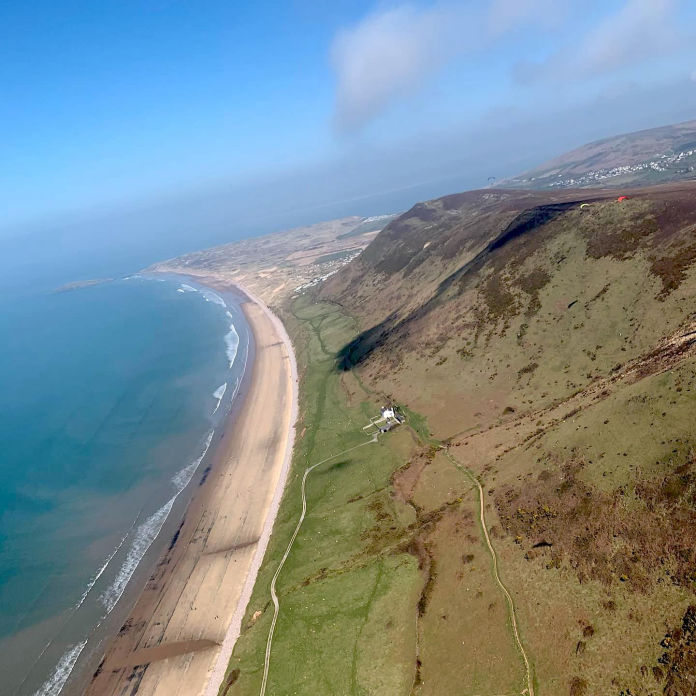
[293,250,362,294]
[545,148,696,188]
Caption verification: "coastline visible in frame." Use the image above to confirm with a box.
[85,281,298,696]
[202,283,298,696]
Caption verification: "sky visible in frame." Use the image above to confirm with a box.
[1,0,696,252]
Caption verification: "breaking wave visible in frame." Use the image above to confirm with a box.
[172,280,240,368]
[201,289,226,307]
[225,324,239,368]
[225,325,249,404]
[171,430,214,491]
[212,383,227,414]
[174,283,237,367]
[99,501,174,614]
[33,640,87,696]
[75,529,130,609]
[100,430,214,614]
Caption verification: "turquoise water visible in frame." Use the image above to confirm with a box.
[0,274,251,695]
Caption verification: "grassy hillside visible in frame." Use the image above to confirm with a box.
[221,296,535,696]
[317,181,696,694]
[163,178,696,694]
[500,120,696,190]
[324,183,696,429]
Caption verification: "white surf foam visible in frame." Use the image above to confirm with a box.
[75,529,130,609]
[33,640,87,696]
[99,501,174,614]
[225,323,239,368]
[212,383,227,414]
[100,430,215,614]
[201,289,226,307]
[174,283,238,368]
[171,430,214,491]
[226,327,249,403]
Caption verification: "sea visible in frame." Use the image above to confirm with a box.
[0,234,252,695]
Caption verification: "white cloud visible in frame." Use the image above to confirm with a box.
[331,0,686,132]
[517,0,681,82]
[331,3,470,132]
[487,0,567,35]
[331,0,562,132]
[580,0,677,73]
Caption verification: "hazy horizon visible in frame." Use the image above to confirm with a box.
[2,0,696,271]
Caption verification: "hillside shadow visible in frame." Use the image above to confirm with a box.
[336,312,399,371]
[334,200,582,372]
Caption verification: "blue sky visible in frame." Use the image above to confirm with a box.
[0,1,347,217]
[1,0,696,237]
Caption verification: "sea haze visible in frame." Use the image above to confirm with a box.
[0,272,251,695]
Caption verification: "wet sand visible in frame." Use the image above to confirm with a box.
[86,288,297,696]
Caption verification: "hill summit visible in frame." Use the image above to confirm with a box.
[499,119,696,190]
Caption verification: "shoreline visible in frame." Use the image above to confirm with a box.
[203,282,298,696]
[4,274,254,696]
[84,280,298,696]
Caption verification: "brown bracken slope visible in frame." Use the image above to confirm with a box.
[321,181,696,695]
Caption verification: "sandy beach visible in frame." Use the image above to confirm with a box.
[85,286,297,696]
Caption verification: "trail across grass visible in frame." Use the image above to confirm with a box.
[259,436,378,696]
[446,451,535,696]
[224,296,536,696]
[223,298,422,696]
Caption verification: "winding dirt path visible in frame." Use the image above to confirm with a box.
[446,452,534,696]
[259,436,377,696]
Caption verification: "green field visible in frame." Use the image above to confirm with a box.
[221,297,423,695]
[221,295,538,695]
